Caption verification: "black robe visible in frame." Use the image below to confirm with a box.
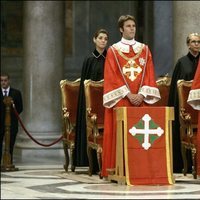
[73,49,107,170]
[168,52,199,173]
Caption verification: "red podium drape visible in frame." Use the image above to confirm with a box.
[108,106,174,185]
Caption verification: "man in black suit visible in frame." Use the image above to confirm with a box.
[1,73,23,164]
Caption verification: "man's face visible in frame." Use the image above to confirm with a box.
[188,35,200,54]
[1,76,10,89]
[120,19,136,40]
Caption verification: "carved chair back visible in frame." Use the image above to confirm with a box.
[154,75,171,106]
[177,79,198,179]
[84,79,104,177]
[60,78,80,172]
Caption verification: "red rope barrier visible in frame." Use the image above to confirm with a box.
[12,103,63,147]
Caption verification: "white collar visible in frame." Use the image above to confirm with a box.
[2,87,10,93]
[121,37,136,45]
[113,37,144,53]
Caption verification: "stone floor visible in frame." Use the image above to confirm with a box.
[1,149,200,199]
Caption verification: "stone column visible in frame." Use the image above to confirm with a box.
[16,1,64,157]
[153,1,173,76]
[173,1,200,65]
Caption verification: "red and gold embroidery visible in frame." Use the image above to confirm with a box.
[114,44,145,81]
[123,60,142,81]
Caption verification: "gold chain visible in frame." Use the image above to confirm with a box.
[114,44,144,61]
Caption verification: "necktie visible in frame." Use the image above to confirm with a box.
[4,90,7,96]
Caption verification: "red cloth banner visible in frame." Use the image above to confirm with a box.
[123,107,174,185]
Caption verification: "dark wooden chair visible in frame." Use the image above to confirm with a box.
[177,79,198,179]
[154,75,171,106]
[60,78,80,172]
[84,79,104,178]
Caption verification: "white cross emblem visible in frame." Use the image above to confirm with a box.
[129,114,164,150]
[123,60,142,81]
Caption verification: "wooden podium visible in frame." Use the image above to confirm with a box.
[108,106,175,185]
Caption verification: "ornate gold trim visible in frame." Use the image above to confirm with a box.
[114,44,144,61]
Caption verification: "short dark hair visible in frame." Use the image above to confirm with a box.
[93,28,109,39]
[118,15,136,29]
[1,72,10,79]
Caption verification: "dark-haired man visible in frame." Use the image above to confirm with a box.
[102,15,160,177]
[0,73,23,165]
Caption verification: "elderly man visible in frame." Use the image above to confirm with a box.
[168,33,200,173]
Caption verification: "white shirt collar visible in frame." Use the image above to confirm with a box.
[2,87,10,94]
[113,37,144,53]
[121,37,136,45]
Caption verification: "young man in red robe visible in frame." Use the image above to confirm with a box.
[187,60,200,176]
[101,15,161,178]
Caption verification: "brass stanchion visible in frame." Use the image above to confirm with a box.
[1,96,18,172]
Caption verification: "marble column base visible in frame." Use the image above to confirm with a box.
[13,148,65,166]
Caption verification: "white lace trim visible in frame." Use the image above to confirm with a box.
[103,85,129,108]
[139,85,161,104]
[187,89,200,110]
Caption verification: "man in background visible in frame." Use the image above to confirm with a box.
[168,33,200,173]
[0,73,23,165]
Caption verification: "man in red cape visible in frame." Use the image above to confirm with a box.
[187,60,200,176]
[101,15,161,177]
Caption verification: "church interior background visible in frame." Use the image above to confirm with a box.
[1,1,200,199]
